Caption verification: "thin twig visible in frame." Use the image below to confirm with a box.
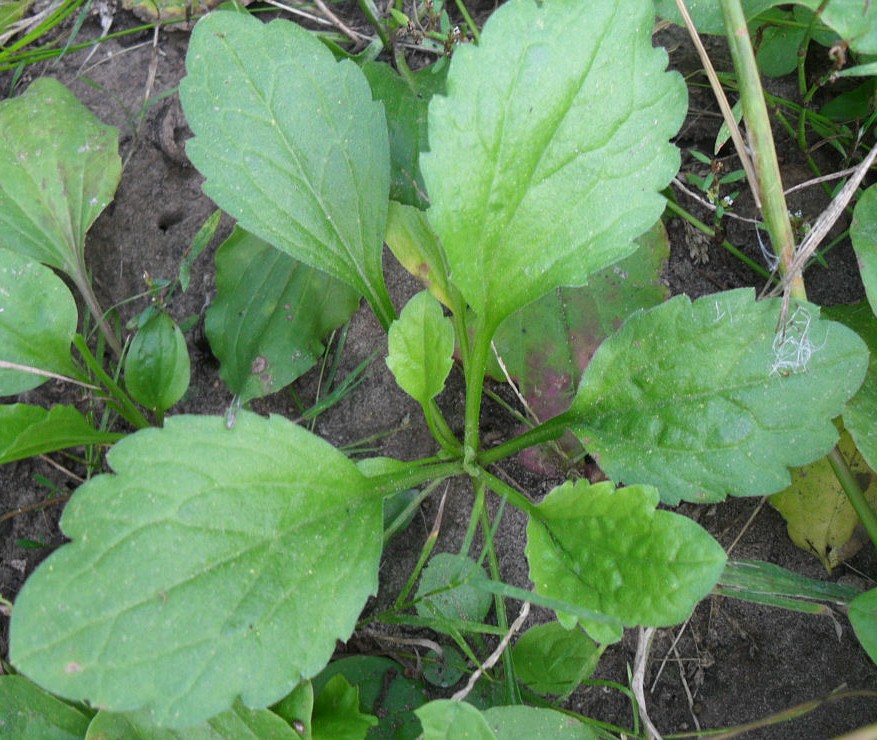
[490,341,540,424]
[674,0,761,209]
[38,454,86,484]
[312,0,360,44]
[0,494,71,525]
[783,164,869,196]
[451,601,530,701]
[672,177,763,225]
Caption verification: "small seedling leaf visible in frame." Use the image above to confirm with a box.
[86,701,299,738]
[9,412,382,728]
[206,228,359,403]
[311,675,378,740]
[415,553,493,626]
[482,706,598,738]
[181,11,394,326]
[416,700,496,740]
[0,248,80,395]
[0,404,122,464]
[568,289,869,503]
[386,291,455,407]
[0,77,120,277]
[849,588,877,664]
[124,312,190,415]
[421,0,685,329]
[510,622,602,697]
[771,427,877,571]
[526,480,727,642]
[363,60,447,209]
[0,675,90,739]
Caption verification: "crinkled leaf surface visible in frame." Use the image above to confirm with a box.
[852,184,877,316]
[416,700,495,740]
[849,588,877,664]
[10,412,382,728]
[825,302,877,472]
[386,291,455,407]
[86,701,298,739]
[124,312,190,415]
[181,11,393,326]
[206,228,360,403]
[0,675,90,739]
[482,706,598,739]
[510,622,601,697]
[421,0,685,329]
[526,481,727,642]
[0,404,122,464]
[362,60,447,210]
[654,0,877,53]
[0,77,120,275]
[568,289,869,503]
[771,427,877,571]
[0,248,79,395]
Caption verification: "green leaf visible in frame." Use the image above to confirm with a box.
[825,302,877,472]
[10,412,383,728]
[86,701,300,738]
[415,553,493,626]
[181,11,394,328]
[567,289,869,503]
[510,622,602,697]
[491,221,670,423]
[362,60,447,209]
[526,481,727,642]
[0,675,90,739]
[852,185,877,318]
[849,588,877,664]
[205,228,360,403]
[312,675,377,740]
[386,291,455,407]
[124,312,190,415]
[421,0,685,330]
[416,700,496,740]
[0,404,122,465]
[0,248,80,395]
[271,682,313,739]
[385,201,459,311]
[755,10,807,77]
[312,656,428,740]
[770,427,877,571]
[0,77,120,276]
[481,706,598,739]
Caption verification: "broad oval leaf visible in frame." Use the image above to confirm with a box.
[10,412,383,728]
[124,311,191,415]
[510,622,602,697]
[0,248,80,395]
[849,588,877,664]
[386,291,455,407]
[181,11,394,328]
[421,0,686,330]
[0,77,120,275]
[568,289,869,503]
[312,674,378,740]
[205,228,360,403]
[852,184,877,317]
[526,481,727,642]
[0,404,123,465]
[482,705,598,739]
[86,701,300,739]
[414,553,492,626]
[416,700,496,740]
[0,675,90,740]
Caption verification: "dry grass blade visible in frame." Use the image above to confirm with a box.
[0,0,63,47]
[674,0,761,209]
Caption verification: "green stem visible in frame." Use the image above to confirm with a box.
[72,271,123,358]
[424,398,461,454]
[828,446,877,551]
[720,0,806,300]
[664,199,772,280]
[460,479,486,556]
[453,0,480,43]
[478,414,569,466]
[366,460,464,496]
[73,335,150,429]
[463,321,496,469]
[356,0,391,50]
[478,468,539,519]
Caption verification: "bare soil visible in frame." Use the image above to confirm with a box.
[2,5,877,737]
